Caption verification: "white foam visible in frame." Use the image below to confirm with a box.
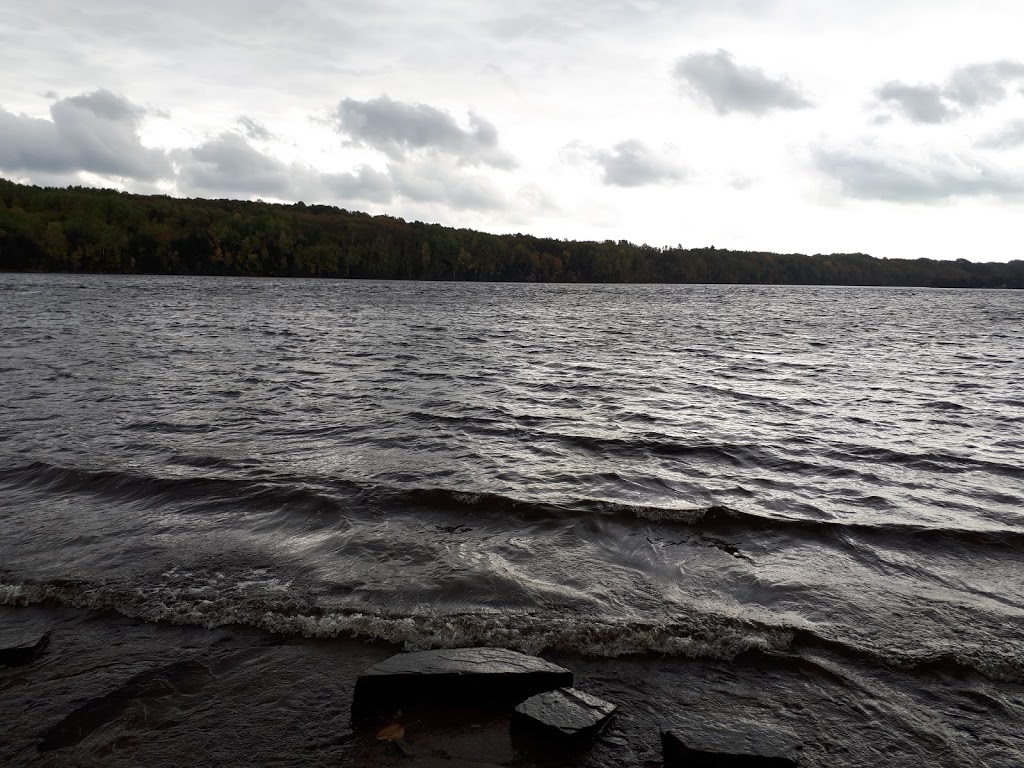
[3,579,1021,683]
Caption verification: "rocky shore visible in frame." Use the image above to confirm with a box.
[2,604,1020,767]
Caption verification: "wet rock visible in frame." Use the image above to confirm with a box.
[661,718,802,767]
[352,647,572,723]
[0,631,51,667]
[512,687,617,744]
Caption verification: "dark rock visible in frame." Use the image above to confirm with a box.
[390,738,416,757]
[352,647,572,723]
[512,687,617,744]
[662,719,802,767]
[0,631,51,667]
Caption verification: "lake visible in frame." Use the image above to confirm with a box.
[1,274,1022,766]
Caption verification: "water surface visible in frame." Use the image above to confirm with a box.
[2,274,1022,765]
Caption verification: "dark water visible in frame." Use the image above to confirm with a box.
[2,274,1023,766]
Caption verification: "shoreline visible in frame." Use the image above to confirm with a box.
[3,604,1021,766]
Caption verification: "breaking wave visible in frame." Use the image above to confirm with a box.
[2,578,1021,683]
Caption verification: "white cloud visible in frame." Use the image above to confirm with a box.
[978,119,1024,149]
[236,116,273,141]
[946,60,1024,108]
[874,82,952,124]
[588,140,688,187]
[674,50,812,115]
[874,60,1024,123]
[816,147,1024,202]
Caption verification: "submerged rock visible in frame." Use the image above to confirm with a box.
[0,631,51,667]
[662,718,802,767]
[352,647,572,723]
[512,687,617,743]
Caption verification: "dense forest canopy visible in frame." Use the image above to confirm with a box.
[1,179,1021,287]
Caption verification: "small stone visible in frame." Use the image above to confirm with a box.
[376,724,405,741]
[0,632,51,667]
[662,718,802,767]
[352,647,572,723]
[512,687,617,743]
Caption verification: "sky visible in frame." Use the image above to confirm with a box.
[2,0,1023,262]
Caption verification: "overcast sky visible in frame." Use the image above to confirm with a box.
[3,1,1023,261]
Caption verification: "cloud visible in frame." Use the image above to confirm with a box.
[816,148,1024,203]
[172,120,508,210]
[0,90,171,180]
[322,166,395,204]
[0,90,502,210]
[333,96,517,168]
[60,90,144,123]
[589,140,687,187]
[389,156,506,209]
[323,158,506,210]
[978,119,1024,150]
[176,132,292,197]
[874,82,952,124]
[673,50,812,115]
[236,115,273,141]
[946,60,1024,108]
[172,133,507,211]
[875,60,1024,123]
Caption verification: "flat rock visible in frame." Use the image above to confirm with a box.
[662,718,802,767]
[0,631,51,667]
[512,687,617,743]
[352,647,572,723]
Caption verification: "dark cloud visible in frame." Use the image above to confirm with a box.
[0,90,171,180]
[816,149,1023,202]
[236,115,273,141]
[978,120,1024,150]
[874,82,951,124]
[0,111,72,173]
[173,129,504,210]
[590,140,686,187]
[322,166,395,204]
[875,60,1024,123]
[333,96,517,168]
[61,90,145,122]
[673,50,812,115]
[176,132,292,197]
[389,157,506,209]
[324,158,506,210]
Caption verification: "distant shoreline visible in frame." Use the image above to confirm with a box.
[2,178,1022,288]
[1,270,1020,289]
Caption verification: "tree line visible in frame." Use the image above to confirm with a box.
[1,178,1021,287]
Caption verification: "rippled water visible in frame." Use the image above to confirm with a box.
[2,274,1023,764]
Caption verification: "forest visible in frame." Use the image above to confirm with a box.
[1,178,1022,287]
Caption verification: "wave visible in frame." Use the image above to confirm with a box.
[0,460,361,515]
[592,500,1024,550]
[4,460,1023,551]
[386,488,1024,551]
[2,578,1020,683]
[826,442,1024,480]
